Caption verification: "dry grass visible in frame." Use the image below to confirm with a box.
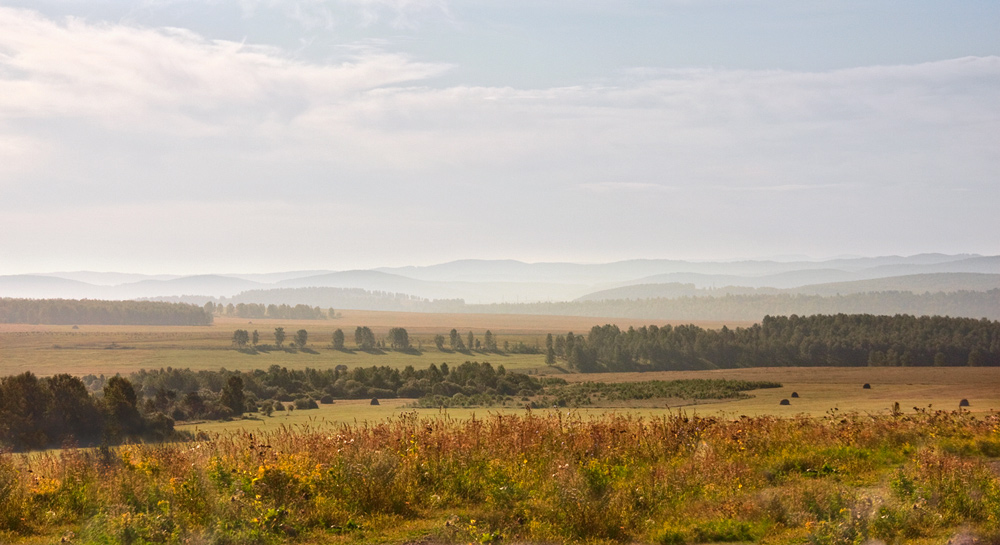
[543,367,1000,417]
[5,410,1000,544]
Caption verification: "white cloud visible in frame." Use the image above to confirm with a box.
[0,7,450,131]
[0,7,998,271]
[199,0,452,29]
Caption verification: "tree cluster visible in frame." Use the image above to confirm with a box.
[354,326,376,350]
[388,327,410,350]
[0,298,212,326]
[555,314,1000,372]
[0,373,174,451]
[125,362,543,414]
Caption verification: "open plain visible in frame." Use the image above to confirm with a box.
[0,312,745,376]
[3,312,1000,545]
[2,312,997,425]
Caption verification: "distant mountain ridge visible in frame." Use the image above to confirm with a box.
[2,255,997,309]
[577,273,1000,301]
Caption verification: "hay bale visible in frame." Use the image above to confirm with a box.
[779,399,791,406]
[370,398,380,406]
[863,383,871,389]
[791,392,799,398]
[959,399,970,407]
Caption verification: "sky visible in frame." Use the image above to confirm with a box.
[1,0,998,275]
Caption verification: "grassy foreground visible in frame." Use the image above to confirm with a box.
[3,410,1000,544]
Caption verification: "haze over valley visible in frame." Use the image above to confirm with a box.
[5,253,1000,320]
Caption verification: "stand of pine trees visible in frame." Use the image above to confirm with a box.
[557,314,1000,371]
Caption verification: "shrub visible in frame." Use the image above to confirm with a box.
[293,398,318,410]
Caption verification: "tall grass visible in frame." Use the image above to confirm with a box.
[2,409,999,544]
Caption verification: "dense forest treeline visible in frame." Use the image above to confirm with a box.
[552,314,1000,372]
[0,298,212,325]
[0,373,175,451]
[226,287,464,312]
[1,362,543,451]
[206,301,333,320]
[472,290,1000,321]
[155,288,465,313]
[155,288,1000,320]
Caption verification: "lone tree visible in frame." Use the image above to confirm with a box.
[294,329,308,349]
[220,375,245,415]
[484,330,497,352]
[388,327,410,350]
[252,330,259,346]
[355,326,376,350]
[434,334,446,350]
[332,329,345,350]
[467,331,475,351]
[274,327,286,348]
[232,329,250,348]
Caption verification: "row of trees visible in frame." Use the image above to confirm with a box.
[233,326,522,354]
[432,329,503,352]
[232,327,307,349]
[553,314,1000,372]
[206,302,331,320]
[0,373,174,451]
[0,298,212,325]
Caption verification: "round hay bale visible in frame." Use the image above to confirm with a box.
[959,398,970,407]
[862,383,871,389]
[370,398,380,406]
[791,392,799,398]
[779,399,791,406]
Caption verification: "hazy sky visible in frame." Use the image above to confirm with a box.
[1,0,998,274]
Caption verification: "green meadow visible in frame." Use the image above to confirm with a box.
[176,365,1000,437]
